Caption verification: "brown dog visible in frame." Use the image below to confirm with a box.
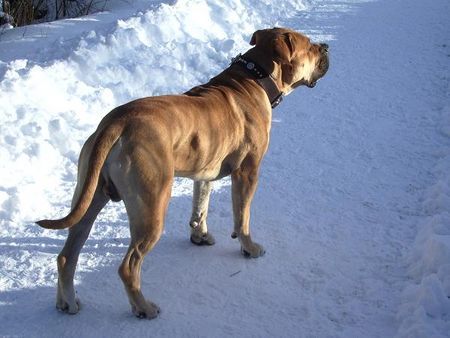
[37,27,329,319]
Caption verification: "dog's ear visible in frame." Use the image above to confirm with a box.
[250,29,264,45]
[275,33,297,85]
[273,32,295,63]
[250,28,289,47]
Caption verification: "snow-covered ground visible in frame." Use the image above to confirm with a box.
[0,0,449,336]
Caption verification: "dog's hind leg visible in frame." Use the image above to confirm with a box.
[117,151,173,319]
[189,180,215,246]
[56,186,109,314]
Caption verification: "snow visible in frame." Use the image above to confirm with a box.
[0,0,308,228]
[1,0,449,337]
[398,101,450,337]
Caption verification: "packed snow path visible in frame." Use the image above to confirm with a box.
[1,0,449,337]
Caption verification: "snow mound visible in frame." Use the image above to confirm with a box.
[0,0,308,232]
[397,105,450,337]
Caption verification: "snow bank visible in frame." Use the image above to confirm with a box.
[397,105,450,337]
[0,0,308,233]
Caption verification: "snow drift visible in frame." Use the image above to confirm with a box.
[0,0,307,230]
[397,104,450,338]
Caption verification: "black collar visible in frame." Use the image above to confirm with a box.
[231,54,284,108]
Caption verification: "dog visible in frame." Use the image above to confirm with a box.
[37,27,329,319]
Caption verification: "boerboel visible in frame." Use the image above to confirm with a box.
[37,27,329,319]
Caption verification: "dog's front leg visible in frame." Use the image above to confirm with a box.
[189,180,215,246]
[231,155,265,258]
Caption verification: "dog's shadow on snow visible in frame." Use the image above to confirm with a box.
[0,189,258,336]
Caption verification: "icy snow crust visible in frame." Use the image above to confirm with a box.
[1,0,449,336]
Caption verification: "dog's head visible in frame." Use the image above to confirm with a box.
[248,27,329,94]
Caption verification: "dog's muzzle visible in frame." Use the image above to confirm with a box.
[309,44,330,88]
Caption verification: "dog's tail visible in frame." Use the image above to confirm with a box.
[36,123,124,230]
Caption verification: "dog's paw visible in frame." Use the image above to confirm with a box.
[56,297,80,315]
[190,232,215,246]
[132,301,160,320]
[241,242,265,258]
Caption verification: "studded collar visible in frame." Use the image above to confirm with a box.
[231,54,284,109]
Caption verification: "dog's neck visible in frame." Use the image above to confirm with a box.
[230,54,284,108]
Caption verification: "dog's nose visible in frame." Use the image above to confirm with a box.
[320,43,329,53]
